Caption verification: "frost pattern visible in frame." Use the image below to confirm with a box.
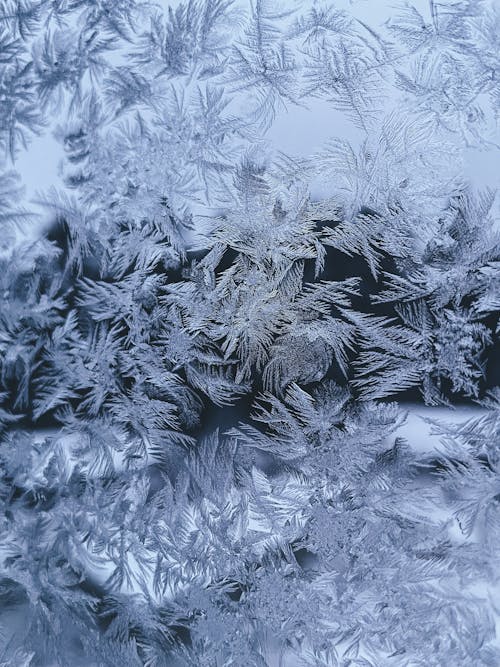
[0,1,499,666]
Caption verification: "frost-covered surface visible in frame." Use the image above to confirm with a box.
[0,1,499,666]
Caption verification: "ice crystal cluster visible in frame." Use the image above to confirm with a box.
[0,1,499,665]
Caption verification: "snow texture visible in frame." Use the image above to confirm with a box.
[0,1,499,666]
